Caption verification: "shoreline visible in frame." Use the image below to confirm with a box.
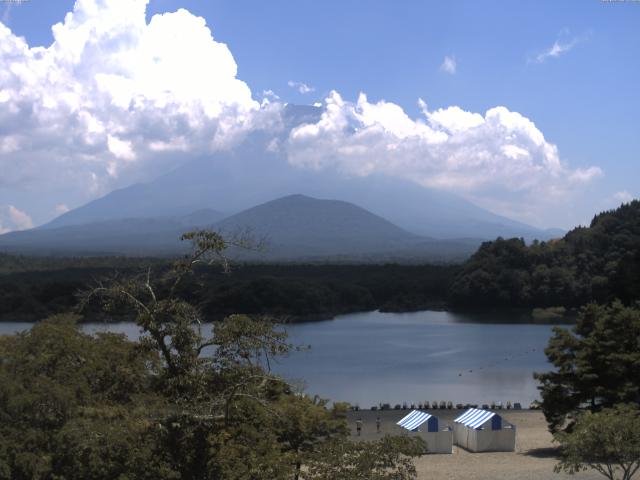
[0,304,576,325]
[346,410,601,480]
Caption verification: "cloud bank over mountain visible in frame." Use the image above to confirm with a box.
[0,0,269,205]
[0,0,601,230]
[287,92,602,223]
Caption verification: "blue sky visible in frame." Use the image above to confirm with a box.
[1,0,639,231]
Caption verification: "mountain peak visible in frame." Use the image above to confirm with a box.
[36,140,560,241]
[274,193,315,202]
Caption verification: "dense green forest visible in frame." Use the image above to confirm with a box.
[449,201,640,308]
[0,261,456,322]
[2,201,638,322]
[0,253,165,275]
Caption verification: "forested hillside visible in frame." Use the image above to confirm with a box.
[449,201,640,307]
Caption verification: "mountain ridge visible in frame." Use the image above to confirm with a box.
[41,108,562,241]
[0,194,479,261]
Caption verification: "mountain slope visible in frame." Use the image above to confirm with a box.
[43,112,560,241]
[212,194,479,261]
[213,194,420,258]
[0,210,224,256]
[0,195,478,260]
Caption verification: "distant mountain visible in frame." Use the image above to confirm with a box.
[214,194,474,260]
[43,106,561,241]
[180,209,226,227]
[0,210,223,256]
[0,195,478,261]
[45,152,560,241]
[216,194,416,251]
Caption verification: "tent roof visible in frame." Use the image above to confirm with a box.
[397,410,433,431]
[454,408,497,429]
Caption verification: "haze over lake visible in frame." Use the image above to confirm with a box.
[0,310,555,406]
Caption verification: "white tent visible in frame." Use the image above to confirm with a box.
[453,408,515,452]
[396,410,453,454]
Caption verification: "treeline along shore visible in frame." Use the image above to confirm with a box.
[0,261,456,322]
[1,200,639,322]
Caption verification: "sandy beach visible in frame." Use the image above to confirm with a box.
[347,409,601,479]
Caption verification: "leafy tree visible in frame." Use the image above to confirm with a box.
[0,314,165,480]
[302,435,426,480]
[1,230,426,479]
[51,405,177,480]
[274,395,349,479]
[77,231,310,478]
[535,302,640,433]
[555,405,640,480]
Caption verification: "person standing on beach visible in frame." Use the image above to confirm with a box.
[376,416,381,433]
[356,418,363,436]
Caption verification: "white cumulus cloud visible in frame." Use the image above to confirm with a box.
[0,205,33,234]
[287,92,602,224]
[613,190,634,203]
[0,2,603,229]
[288,80,315,94]
[440,55,456,74]
[262,89,280,100]
[602,190,635,211]
[55,203,70,215]
[0,0,265,199]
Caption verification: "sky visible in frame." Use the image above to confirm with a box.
[0,0,639,233]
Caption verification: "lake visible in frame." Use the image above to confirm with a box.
[0,310,560,407]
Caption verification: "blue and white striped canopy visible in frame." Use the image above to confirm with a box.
[397,410,432,431]
[454,408,496,429]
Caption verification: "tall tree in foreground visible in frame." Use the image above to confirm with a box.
[0,315,171,480]
[535,301,640,433]
[79,230,335,478]
[555,405,640,480]
[0,230,425,479]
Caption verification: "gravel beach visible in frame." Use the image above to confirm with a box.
[347,409,601,479]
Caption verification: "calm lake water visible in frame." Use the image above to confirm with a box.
[0,310,560,406]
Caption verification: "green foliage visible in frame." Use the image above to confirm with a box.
[0,230,424,479]
[302,435,426,480]
[51,406,177,480]
[0,253,162,275]
[0,314,164,480]
[0,262,456,321]
[450,200,640,307]
[554,405,640,480]
[274,395,349,478]
[535,302,640,433]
